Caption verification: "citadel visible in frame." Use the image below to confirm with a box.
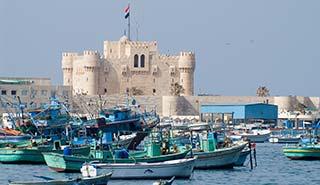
[62,36,195,96]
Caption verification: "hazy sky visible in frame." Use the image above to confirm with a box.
[1,0,320,96]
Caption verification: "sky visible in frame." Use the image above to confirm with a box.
[1,0,320,96]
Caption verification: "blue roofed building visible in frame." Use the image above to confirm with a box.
[200,103,278,125]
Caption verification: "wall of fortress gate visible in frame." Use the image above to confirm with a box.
[72,95,320,117]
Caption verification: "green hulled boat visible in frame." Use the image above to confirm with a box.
[283,144,320,160]
[43,148,190,172]
[0,145,90,164]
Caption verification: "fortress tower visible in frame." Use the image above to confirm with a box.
[178,52,195,96]
[61,52,77,86]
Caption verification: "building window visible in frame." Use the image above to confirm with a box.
[21,90,28,96]
[153,79,156,83]
[41,90,48,96]
[140,54,145,67]
[104,88,107,93]
[172,78,174,83]
[11,90,17,96]
[153,89,156,93]
[134,54,139,68]
[1,90,7,95]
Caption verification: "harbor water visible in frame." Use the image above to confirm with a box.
[1,143,320,185]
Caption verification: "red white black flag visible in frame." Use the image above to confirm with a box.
[124,5,130,19]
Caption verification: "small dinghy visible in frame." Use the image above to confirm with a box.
[153,176,175,185]
[8,172,112,185]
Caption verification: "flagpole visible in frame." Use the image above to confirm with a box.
[128,3,131,40]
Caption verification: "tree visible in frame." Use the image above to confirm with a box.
[131,87,144,96]
[256,86,270,97]
[294,102,307,114]
[170,83,184,96]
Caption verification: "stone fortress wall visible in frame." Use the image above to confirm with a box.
[71,95,320,118]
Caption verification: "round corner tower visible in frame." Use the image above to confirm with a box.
[61,52,77,86]
[178,51,195,96]
[72,50,101,95]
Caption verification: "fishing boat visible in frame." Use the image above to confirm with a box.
[283,144,320,160]
[43,149,190,172]
[81,157,196,179]
[8,172,112,185]
[153,176,175,185]
[185,129,247,169]
[0,143,90,164]
[192,141,246,169]
[85,105,158,134]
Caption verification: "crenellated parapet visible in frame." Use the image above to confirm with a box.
[178,52,195,70]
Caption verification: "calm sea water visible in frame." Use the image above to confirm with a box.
[1,143,320,185]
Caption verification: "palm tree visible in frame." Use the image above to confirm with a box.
[256,86,270,97]
[170,83,184,96]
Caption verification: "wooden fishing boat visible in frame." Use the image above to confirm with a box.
[8,172,112,185]
[0,144,90,164]
[43,149,190,172]
[153,176,175,185]
[82,157,196,179]
[192,142,247,169]
[283,144,320,160]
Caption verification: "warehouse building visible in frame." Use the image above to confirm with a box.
[200,103,278,125]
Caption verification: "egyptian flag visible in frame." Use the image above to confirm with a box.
[124,5,130,19]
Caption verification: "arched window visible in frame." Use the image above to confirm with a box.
[140,54,145,67]
[134,54,139,67]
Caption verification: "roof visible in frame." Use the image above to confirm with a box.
[201,103,276,107]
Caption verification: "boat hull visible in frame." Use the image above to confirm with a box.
[283,146,320,160]
[0,146,90,164]
[234,148,250,166]
[241,133,270,143]
[269,137,300,144]
[90,158,195,179]
[193,143,246,169]
[8,172,112,185]
[43,150,190,172]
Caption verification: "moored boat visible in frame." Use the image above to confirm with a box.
[82,157,196,179]
[43,149,190,172]
[283,144,320,160]
[269,135,300,144]
[0,144,90,164]
[8,172,112,185]
[192,142,246,169]
[239,130,270,143]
